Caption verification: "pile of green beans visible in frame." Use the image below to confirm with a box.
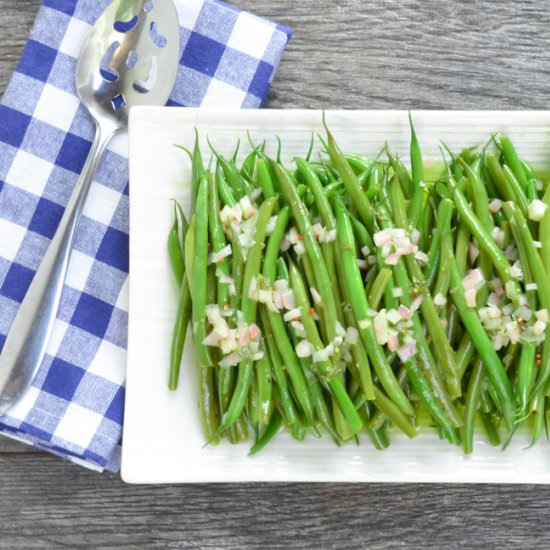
[167,116,550,455]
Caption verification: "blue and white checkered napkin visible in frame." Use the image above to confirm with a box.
[0,0,292,472]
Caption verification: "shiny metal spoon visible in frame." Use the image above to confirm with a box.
[0,0,180,412]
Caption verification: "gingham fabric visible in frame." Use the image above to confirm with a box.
[0,0,292,472]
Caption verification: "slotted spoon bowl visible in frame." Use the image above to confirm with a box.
[0,0,180,412]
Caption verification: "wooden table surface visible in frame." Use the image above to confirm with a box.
[2,0,550,548]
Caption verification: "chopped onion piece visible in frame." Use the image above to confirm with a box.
[433,293,447,306]
[266,215,278,235]
[465,289,477,307]
[533,320,547,336]
[414,251,429,264]
[505,280,517,300]
[385,253,400,265]
[392,287,403,298]
[335,321,346,338]
[320,229,337,243]
[528,199,548,222]
[526,283,538,292]
[535,309,549,323]
[489,199,502,213]
[361,245,371,256]
[296,339,314,358]
[358,319,370,330]
[373,310,389,345]
[313,343,335,363]
[508,262,523,281]
[386,309,402,325]
[468,242,479,264]
[491,227,504,248]
[398,304,412,319]
[345,326,359,345]
[410,295,423,312]
[209,244,232,264]
[250,188,262,202]
[462,268,484,291]
[281,290,295,310]
[284,308,302,322]
[310,287,322,304]
[397,343,417,362]
[219,352,241,368]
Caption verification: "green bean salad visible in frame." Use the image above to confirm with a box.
[167,115,550,455]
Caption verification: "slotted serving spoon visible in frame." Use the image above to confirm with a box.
[0,0,180,412]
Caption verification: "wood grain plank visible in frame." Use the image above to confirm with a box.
[0,0,40,93]
[1,454,550,550]
[0,436,43,454]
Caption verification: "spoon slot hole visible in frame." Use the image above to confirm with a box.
[133,55,158,94]
[100,41,120,82]
[150,21,167,49]
[114,14,139,33]
[144,1,154,13]
[127,49,139,69]
[111,94,126,110]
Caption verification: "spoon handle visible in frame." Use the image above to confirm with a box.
[0,122,115,413]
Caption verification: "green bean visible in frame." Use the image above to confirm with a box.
[255,346,273,427]
[249,410,283,455]
[193,176,212,368]
[480,412,501,446]
[334,198,414,417]
[456,333,476,381]
[500,136,528,191]
[431,201,454,299]
[167,200,186,285]
[270,159,340,344]
[184,216,196,299]
[212,148,248,199]
[262,206,315,422]
[367,268,392,310]
[323,120,375,232]
[179,129,204,215]
[255,157,276,200]
[288,259,363,435]
[259,307,299,427]
[200,264,220,444]
[502,165,530,216]
[449,179,521,298]
[503,207,538,417]
[424,200,453,289]
[454,222,470,279]
[241,148,258,184]
[168,276,191,391]
[462,356,483,454]
[336,249,376,401]
[377,206,461,433]
[219,197,277,431]
[520,159,539,201]
[389,183,462,399]
[407,113,428,239]
[208,173,231,309]
[386,149,412,199]
[216,164,237,208]
[448,254,515,431]
[371,386,416,439]
[486,154,528,215]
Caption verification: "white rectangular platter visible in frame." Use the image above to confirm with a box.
[122,108,550,484]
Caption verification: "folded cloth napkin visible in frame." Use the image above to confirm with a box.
[0,0,292,471]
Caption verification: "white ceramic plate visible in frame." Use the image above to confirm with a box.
[122,108,550,484]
